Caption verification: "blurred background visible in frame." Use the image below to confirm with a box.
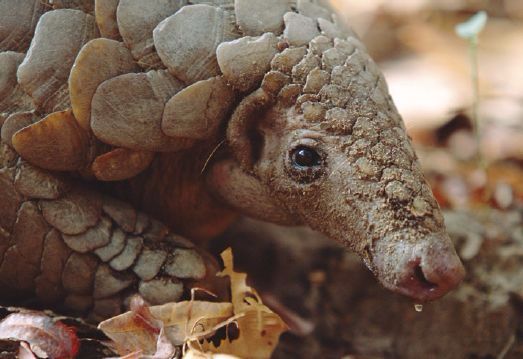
[333,0,523,170]
[214,1,523,358]
[330,0,523,210]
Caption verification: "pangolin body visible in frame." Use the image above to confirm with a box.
[0,0,465,320]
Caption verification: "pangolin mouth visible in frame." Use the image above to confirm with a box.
[394,259,442,302]
[413,262,438,290]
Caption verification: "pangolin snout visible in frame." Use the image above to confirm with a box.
[373,232,465,302]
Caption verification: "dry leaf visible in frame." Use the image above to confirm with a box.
[154,301,233,346]
[99,296,163,355]
[184,348,240,359]
[19,342,38,359]
[199,248,288,359]
[112,328,178,359]
[0,312,79,359]
[99,299,232,355]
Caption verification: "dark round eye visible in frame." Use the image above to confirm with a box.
[291,146,321,168]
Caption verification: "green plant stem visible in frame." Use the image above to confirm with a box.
[469,36,485,171]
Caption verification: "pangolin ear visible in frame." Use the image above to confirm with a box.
[206,159,299,226]
[226,88,273,170]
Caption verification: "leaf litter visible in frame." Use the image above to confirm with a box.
[0,312,80,358]
[98,248,288,358]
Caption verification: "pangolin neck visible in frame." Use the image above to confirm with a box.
[115,144,237,242]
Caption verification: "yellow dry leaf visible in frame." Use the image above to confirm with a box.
[153,301,233,345]
[203,308,287,358]
[183,348,240,359]
[99,300,233,355]
[198,248,288,359]
[219,248,260,313]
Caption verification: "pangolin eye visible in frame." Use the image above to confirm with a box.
[291,146,321,168]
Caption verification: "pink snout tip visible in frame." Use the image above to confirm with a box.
[396,252,465,302]
[373,232,466,302]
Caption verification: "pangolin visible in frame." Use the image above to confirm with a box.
[0,0,465,321]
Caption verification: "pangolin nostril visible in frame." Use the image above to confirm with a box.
[413,265,438,290]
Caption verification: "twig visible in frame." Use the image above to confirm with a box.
[497,333,515,359]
